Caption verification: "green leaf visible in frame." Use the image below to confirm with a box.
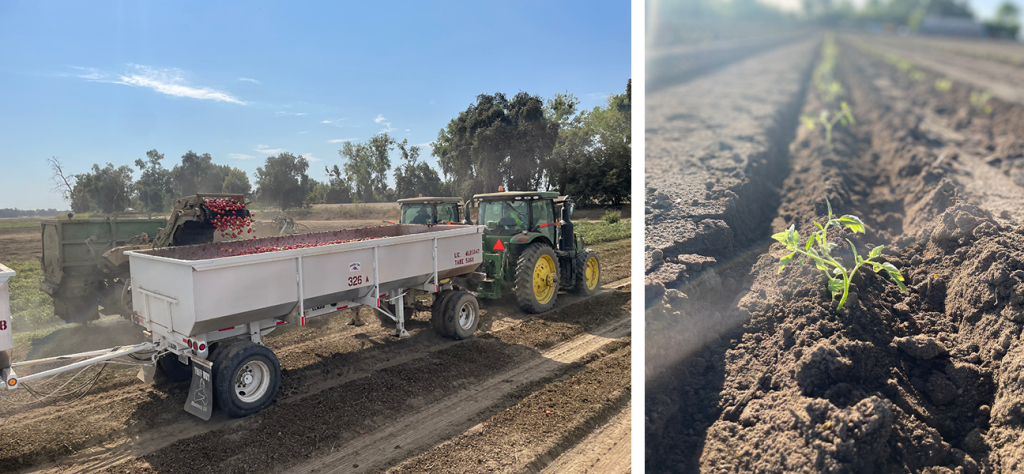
[893,277,908,292]
[826,198,833,218]
[833,267,843,276]
[806,237,815,251]
[801,116,817,130]
[881,262,904,281]
[839,215,866,233]
[814,221,825,231]
[869,245,883,259]
[772,231,788,244]
[847,239,859,262]
[778,254,793,274]
[871,262,883,272]
[828,278,845,293]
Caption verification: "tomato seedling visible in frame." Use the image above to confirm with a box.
[970,91,993,114]
[801,102,855,148]
[935,78,952,92]
[773,198,907,312]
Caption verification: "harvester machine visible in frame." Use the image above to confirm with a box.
[40,193,253,323]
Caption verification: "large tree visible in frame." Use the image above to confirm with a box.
[134,149,172,214]
[222,167,252,198]
[254,152,310,210]
[170,151,230,197]
[550,80,631,207]
[338,133,395,202]
[433,91,559,199]
[323,165,354,203]
[72,163,136,214]
[394,140,443,199]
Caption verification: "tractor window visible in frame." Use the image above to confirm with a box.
[436,204,458,224]
[479,200,528,235]
[401,204,434,225]
[530,200,554,229]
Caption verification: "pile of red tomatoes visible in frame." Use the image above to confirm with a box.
[221,237,382,256]
[204,198,256,239]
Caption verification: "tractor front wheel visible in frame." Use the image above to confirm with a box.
[514,243,559,313]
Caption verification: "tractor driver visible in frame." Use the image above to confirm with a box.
[411,206,432,225]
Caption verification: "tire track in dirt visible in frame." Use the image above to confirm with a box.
[538,403,631,474]
[286,316,630,474]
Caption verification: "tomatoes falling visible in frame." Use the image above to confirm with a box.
[220,237,383,256]
[203,198,255,240]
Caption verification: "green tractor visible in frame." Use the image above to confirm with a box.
[396,196,470,225]
[461,191,600,313]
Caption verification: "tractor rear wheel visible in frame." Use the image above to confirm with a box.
[572,249,601,295]
[514,243,559,314]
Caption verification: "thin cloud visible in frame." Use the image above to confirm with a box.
[298,131,308,134]
[416,142,434,148]
[587,92,610,101]
[67,64,246,104]
[117,64,246,104]
[374,114,396,133]
[321,118,347,125]
[227,153,255,160]
[328,138,357,143]
[238,77,261,84]
[275,111,307,116]
[303,153,322,163]
[255,144,285,155]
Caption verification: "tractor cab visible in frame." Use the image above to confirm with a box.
[397,196,468,225]
[464,190,598,314]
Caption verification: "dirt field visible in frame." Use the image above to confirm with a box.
[0,220,630,473]
[647,34,1024,472]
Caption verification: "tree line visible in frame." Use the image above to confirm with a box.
[51,80,631,213]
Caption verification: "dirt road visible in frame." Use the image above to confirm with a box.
[1,235,630,474]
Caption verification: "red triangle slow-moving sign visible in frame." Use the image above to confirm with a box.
[493,240,506,251]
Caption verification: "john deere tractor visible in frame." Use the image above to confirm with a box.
[461,191,600,313]
[397,196,470,225]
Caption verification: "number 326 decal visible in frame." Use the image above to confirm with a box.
[348,275,364,287]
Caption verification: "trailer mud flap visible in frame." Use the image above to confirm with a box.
[184,357,213,420]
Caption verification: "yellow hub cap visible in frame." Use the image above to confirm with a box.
[585,256,599,290]
[533,254,557,304]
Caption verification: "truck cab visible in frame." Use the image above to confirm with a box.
[397,196,468,225]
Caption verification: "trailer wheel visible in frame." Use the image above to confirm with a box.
[514,243,559,314]
[571,249,601,295]
[156,354,192,383]
[213,342,281,418]
[442,291,479,340]
[431,291,458,337]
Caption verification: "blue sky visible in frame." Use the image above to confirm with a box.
[0,1,631,209]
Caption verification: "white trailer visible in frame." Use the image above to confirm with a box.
[3,225,485,420]
[1,264,15,388]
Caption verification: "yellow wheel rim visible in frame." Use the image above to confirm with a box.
[533,254,556,304]
[585,256,599,290]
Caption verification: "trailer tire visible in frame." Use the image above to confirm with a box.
[442,291,479,340]
[213,342,281,418]
[431,291,457,337]
[156,354,192,383]
[514,243,559,314]
[571,249,601,295]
